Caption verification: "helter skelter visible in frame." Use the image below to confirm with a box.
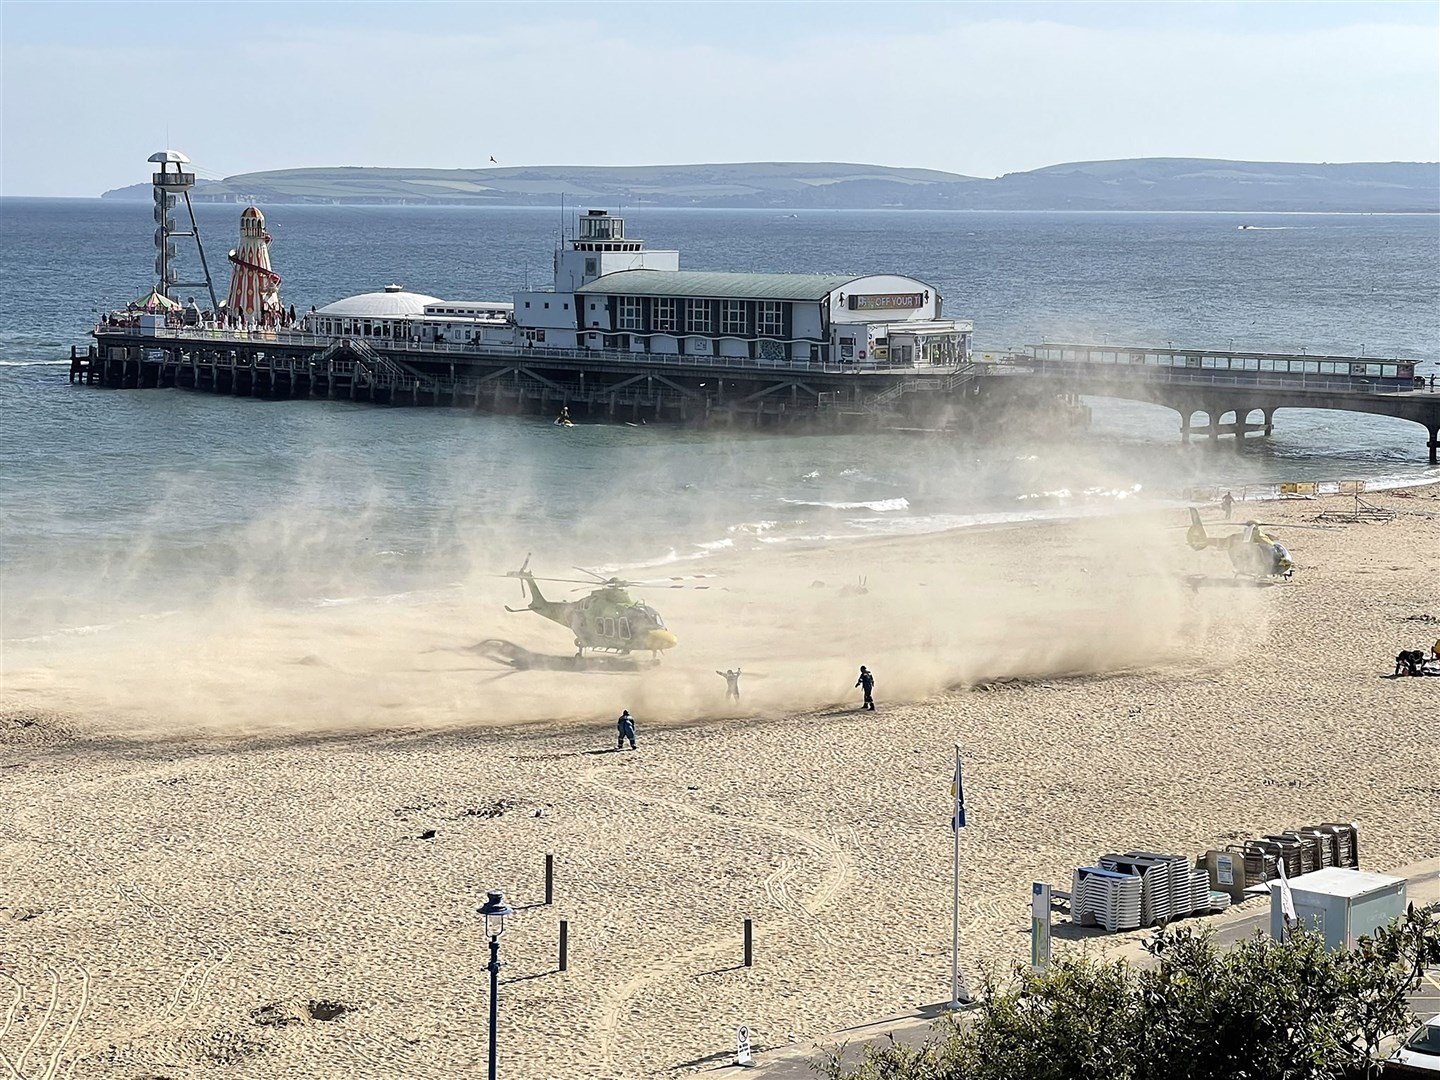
[225,206,283,323]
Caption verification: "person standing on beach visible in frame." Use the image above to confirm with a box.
[717,668,742,701]
[1221,491,1234,520]
[855,665,875,711]
[616,709,637,751]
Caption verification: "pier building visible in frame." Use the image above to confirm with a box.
[301,209,973,368]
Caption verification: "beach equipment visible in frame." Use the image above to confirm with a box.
[1071,867,1142,931]
[1099,853,1173,926]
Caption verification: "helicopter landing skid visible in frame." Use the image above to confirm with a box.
[472,639,655,673]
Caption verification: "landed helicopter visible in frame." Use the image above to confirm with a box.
[502,556,711,658]
[1185,508,1299,579]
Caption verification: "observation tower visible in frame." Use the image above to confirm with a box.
[149,150,220,311]
[225,207,283,322]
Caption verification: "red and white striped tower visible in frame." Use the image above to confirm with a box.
[225,206,283,322]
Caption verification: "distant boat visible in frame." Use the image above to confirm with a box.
[1237,224,1256,230]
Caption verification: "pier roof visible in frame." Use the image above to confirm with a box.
[316,289,443,318]
[576,270,857,302]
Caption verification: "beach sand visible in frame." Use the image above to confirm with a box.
[3,489,1438,1078]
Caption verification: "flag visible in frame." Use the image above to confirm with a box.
[950,754,966,831]
[1276,854,1296,923]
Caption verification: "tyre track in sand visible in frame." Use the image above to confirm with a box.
[580,765,852,1072]
[1,964,89,1080]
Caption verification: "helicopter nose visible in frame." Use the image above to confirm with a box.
[643,629,678,651]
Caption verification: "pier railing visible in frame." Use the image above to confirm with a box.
[984,361,1428,397]
[94,324,964,377]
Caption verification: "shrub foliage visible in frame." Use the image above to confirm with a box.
[816,904,1440,1080]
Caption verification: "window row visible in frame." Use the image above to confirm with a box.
[614,297,786,337]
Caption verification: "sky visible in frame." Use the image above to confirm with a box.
[2,0,1437,197]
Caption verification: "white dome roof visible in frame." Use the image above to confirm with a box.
[316,286,442,318]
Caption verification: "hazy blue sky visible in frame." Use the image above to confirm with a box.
[3,0,1437,197]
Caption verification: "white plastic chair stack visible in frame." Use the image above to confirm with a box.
[1101,855,1170,926]
[1189,869,1211,913]
[1208,890,1232,912]
[1168,856,1194,918]
[1071,867,1141,932]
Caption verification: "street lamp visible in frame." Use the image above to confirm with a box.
[479,890,513,1080]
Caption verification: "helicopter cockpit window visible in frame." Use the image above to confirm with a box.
[634,604,664,629]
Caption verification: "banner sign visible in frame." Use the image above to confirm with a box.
[848,293,924,311]
[1031,882,1051,973]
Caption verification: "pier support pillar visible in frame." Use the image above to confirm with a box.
[1263,408,1275,437]
[1428,424,1439,465]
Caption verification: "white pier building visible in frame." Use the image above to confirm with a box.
[305,209,971,370]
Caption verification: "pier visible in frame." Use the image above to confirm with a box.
[1007,343,1440,463]
[71,327,1027,430]
[71,328,1436,459]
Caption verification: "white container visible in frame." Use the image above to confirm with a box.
[1269,867,1407,951]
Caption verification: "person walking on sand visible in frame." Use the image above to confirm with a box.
[1221,491,1234,520]
[717,668,742,701]
[855,665,875,711]
[616,709,637,751]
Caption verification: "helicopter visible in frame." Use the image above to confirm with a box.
[1185,508,1297,579]
[502,555,711,658]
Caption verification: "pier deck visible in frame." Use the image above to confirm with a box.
[72,327,1438,459]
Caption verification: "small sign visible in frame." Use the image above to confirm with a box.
[736,1025,752,1065]
[1031,882,1051,973]
[1216,853,1234,887]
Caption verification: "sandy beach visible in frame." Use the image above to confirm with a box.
[3,489,1439,1078]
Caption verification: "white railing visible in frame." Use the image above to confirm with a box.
[1015,362,1425,398]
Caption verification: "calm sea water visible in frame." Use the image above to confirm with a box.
[1,198,1437,640]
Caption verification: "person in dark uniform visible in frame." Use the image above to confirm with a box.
[855,666,875,710]
[1221,491,1234,520]
[717,668,742,701]
[616,709,637,750]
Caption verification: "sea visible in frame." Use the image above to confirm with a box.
[1,198,1437,642]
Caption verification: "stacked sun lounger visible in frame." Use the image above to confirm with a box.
[1071,867,1143,931]
[1099,853,1177,925]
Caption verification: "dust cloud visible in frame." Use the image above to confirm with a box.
[0,454,1261,737]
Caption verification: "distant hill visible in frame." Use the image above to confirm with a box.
[100,158,1439,212]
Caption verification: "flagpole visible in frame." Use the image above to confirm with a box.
[951,742,962,1009]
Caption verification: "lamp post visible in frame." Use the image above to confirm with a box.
[479,889,513,1080]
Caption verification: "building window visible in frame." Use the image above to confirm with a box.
[757,301,783,337]
[721,300,746,336]
[685,299,712,334]
[544,302,550,309]
[618,296,643,332]
[585,258,598,276]
[653,297,676,332]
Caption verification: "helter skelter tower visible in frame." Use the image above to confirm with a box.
[149,150,220,311]
[225,207,283,322]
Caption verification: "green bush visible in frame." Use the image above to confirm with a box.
[815,904,1439,1080]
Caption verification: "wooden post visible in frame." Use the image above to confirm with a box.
[743,918,752,967]
[545,853,554,905]
[559,919,569,972]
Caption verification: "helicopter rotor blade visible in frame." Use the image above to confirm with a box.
[572,566,608,582]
